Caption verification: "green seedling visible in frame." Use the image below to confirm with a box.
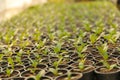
[16,50,23,57]
[26,50,31,55]
[76,43,87,60]
[53,57,63,69]
[90,34,98,44]
[33,30,41,41]
[16,56,23,65]
[101,60,117,71]
[6,68,13,77]
[97,43,109,60]
[48,33,54,41]
[93,26,104,35]
[31,60,38,68]
[49,68,58,76]
[83,21,91,32]
[78,59,86,71]
[104,29,120,44]
[53,42,62,54]
[37,39,46,49]
[0,54,3,61]
[67,71,72,80]
[75,30,86,45]
[8,57,14,69]
[35,70,45,80]
[42,48,49,55]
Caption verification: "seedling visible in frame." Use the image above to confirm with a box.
[53,42,62,54]
[8,57,14,69]
[78,59,86,71]
[16,49,23,57]
[49,68,58,76]
[33,30,41,41]
[35,70,45,80]
[42,48,49,55]
[101,60,117,71]
[53,57,63,69]
[104,29,120,44]
[31,60,38,68]
[90,34,98,44]
[6,68,13,77]
[76,43,87,60]
[49,57,63,76]
[37,39,46,49]
[75,30,86,44]
[97,43,109,60]
[67,71,72,80]
[16,56,23,65]
[0,54,3,61]
[83,21,91,32]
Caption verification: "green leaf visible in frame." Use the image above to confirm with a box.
[36,70,45,80]
[90,34,98,44]
[6,68,13,77]
[49,68,58,76]
[54,42,62,53]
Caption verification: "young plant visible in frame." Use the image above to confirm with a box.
[49,68,59,76]
[33,30,41,41]
[42,48,49,55]
[101,60,117,71]
[96,43,109,61]
[75,30,86,45]
[104,29,120,44]
[31,60,38,68]
[0,54,3,61]
[8,57,14,69]
[76,43,87,60]
[6,68,13,77]
[49,57,63,76]
[35,70,45,80]
[16,49,23,57]
[53,42,62,54]
[89,33,98,44]
[67,71,72,80]
[78,59,86,71]
[16,56,23,65]
[53,56,63,69]
[83,21,91,32]
[37,39,46,49]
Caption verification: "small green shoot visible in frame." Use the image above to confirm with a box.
[6,68,13,77]
[97,43,109,60]
[35,70,45,80]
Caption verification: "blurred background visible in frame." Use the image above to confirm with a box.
[0,0,117,22]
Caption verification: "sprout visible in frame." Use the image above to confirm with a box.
[78,59,86,71]
[31,60,38,68]
[35,70,45,80]
[53,57,63,69]
[16,49,23,57]
[97,43,109,60]
[8,57,14,69]
[93,26,104,35]
[6,68,13,77]
[53,42,62,54]
[37,39,46,49]
[104,29,120,44]
[76,43,87,60]
[90,34,98,44]
[16,56,22,65]
[67,71,72,80]
[83,21,91,32]
[49,68,58,76]
[101,60,117,71]
[0,54,3,61]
